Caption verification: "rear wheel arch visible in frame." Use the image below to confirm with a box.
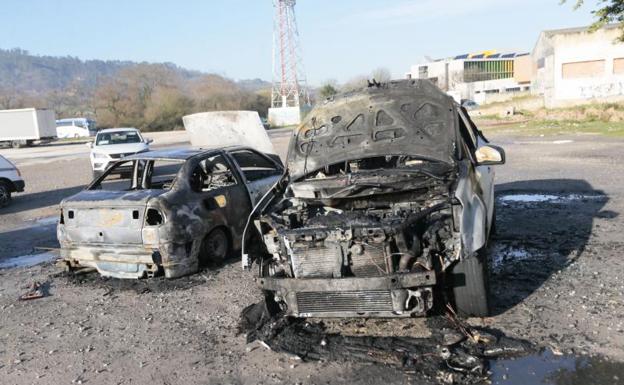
[199,225,232,266]
[0,177,15,191]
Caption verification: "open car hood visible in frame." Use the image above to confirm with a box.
[183,111,276,155]
[286,80,457,180]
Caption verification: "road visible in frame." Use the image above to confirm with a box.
[0,129,623,384]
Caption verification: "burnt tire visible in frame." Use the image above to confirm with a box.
[0,181,11,207]
[199,227,230,266]
[450,250,490,318]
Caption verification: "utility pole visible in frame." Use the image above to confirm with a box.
[268,0,310,126]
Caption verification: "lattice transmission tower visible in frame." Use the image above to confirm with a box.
[271,0,310,109]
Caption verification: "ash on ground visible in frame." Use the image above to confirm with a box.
[239,302,534,385]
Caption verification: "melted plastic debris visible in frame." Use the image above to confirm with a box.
[239,302,535,384]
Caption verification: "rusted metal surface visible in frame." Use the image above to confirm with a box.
[244,80,505,318]
[58,146,283,279]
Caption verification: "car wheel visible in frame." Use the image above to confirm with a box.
[450,249,490,317]
[0,181,12,207]
[199,227,230,266]
[11,140,24,149]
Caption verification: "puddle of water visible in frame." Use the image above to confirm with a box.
[0,252,57,269]
[489,350,624,385]
[491,244,534,269]
[35,216,58,226]
[498,193,606,204]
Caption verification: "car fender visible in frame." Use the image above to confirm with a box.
[454,161,488,255]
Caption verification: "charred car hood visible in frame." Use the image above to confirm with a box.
[287,80,457,180]
[60,189,165,208]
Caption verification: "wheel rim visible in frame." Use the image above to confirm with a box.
[204,229,228,260]
[0,187,9,206]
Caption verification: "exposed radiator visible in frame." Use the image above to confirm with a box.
[291,244,342,278]
[350,244,387,277]
[296,290,394,314]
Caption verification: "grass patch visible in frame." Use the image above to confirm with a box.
[482,120,624,137]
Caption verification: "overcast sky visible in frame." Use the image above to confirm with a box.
[0,0,600,85]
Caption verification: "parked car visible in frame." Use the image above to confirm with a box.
[58,146,283,279]
[461,99,479,111]
[0,154,25,207]
[243,80,505,318]
[88,128,152,179]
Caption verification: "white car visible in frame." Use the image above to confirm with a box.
[88,128,153,178]
[0,154,25,207]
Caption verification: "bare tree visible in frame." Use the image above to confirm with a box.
[371,67,392,83]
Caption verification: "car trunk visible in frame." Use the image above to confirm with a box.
[61,190,163,246]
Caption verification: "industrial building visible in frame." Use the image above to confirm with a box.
[532,24,624,107]
[408,24,624,108]
[408,51,532,104]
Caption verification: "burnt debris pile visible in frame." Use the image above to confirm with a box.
[239,302,534,384]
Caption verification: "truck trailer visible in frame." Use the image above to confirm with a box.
[0,108,57,148]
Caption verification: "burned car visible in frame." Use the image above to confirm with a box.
[58,147,283,279]
[244,80,504,318]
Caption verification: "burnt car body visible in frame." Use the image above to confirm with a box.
[58,147,283,279]
[244,80,505,318]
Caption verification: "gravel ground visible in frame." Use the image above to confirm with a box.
[0,131,623,384]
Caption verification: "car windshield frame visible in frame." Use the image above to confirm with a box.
[95,130,143,146]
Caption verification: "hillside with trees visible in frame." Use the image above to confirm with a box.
[0,48,271,131]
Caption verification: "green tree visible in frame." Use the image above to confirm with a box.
[319,81,338,100]
[564,0,624,40]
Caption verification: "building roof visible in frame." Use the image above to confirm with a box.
[542,23,620,38]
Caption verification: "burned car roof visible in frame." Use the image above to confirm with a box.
[287,79,457,180]
[121,146,258,161]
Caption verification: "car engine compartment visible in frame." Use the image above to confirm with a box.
[256,156,463,317]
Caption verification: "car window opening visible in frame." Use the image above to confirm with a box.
[92,159,185,191]
[191,154,238,193]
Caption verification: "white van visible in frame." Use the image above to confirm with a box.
[56,118,97,139]
[0,155,25,207]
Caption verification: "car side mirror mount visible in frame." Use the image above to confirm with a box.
[146,138,154,144]
[86,142,93,149]
[475,144,505,166]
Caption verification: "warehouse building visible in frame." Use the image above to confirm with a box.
[532,24,624,107]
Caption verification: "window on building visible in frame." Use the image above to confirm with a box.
[537,58,545,69]
[484,89,500,94]
[505,87,521,93]
[418,66,428,79]
[463,60,514,82]
[562,60,605,79]
[614,58,624,74]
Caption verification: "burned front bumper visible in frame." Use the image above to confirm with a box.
[258,272,437,318]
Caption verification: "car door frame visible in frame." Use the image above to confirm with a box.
[182,150,255,250]
[223,147,284,206]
